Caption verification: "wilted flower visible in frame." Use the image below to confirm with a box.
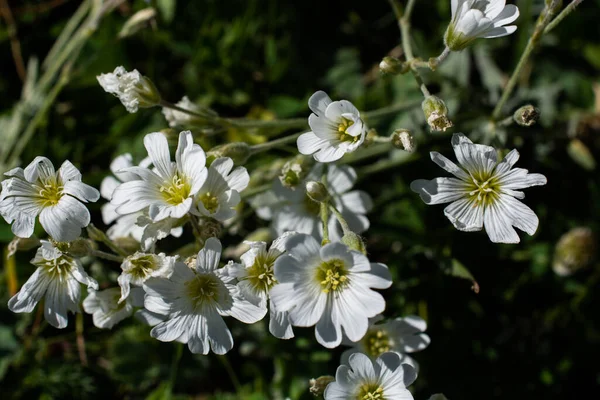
[0,157,99,242]
[444,0,520,51]
[97,66,161,113]
[271,234,392,348]
[297,91,366,162]
[411,133,546,244]
[422,96,453,132]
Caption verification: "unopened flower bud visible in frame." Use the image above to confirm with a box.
[309,375,335,397]
[391,129,415,152]
[568,139,596,171]
[280,156,312,189]
[97,66,161,113]
[342,231,367,255]
[306,181,329,203]
[513,105,540,127]
[379,56,408,75]
[422,96,453,132]
[7,237,40,257]
[553,227,596,277]
[207,142,252,166]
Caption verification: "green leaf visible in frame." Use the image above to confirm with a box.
[157,0,177,24]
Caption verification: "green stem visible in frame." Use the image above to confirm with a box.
[168,342,184,393]
[87,224,129,257]
[544,0,583,34]
[90,249,123,263]
[250,132,302,153]
[218,354,243,393]
[329,204,351,234]
[159,99,217,120]
[241,183,272,200]
[320,202,330,245]
[491,2,561,121]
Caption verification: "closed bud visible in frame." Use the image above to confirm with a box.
[342,231,367,255]
[306,181,329,203]
[379,56,408,75]
[391,129,415,152]
[7,237,41,257]
[422,96,453,132]
[207,142,252,166]
[553,227,596,276]
[309,375,335,397]
[513,105,540,127]
[67,239,94,258]
[279,156,312,189]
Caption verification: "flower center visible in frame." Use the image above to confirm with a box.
[160,174,191,205]
[37,178,64,206]
[467,175,499,205]
[357,384,385,400]
[199,192,219,213]
[37,256,74,281]
[245,253,278,293]
[303,193,321,216]
[126,254,159,280]
[316,258,348,293]
[338,117,360,143]
[363,329,392,358]
[185,274,221,307]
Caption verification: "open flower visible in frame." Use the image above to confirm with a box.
[251,164,372,241]
[143,238,266,354]
[410,133,546,244]
[194,157,249,222]
[270,234,392,348]
[444,0,519,51]
[342,315,431,370]
[97,66,161,113]
[111,131,207,222]
[297,91,366,162]
[223,233,295,339]
[83,287,144,329]
[0,157,99,242]
[8,241,98,328]
[324,352,417,400]
[118,252,177,302]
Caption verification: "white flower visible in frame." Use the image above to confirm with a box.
[162,96,217,128]
[341,315,431,370]
[143,238,267,354]
[270,234,392,348]
[445,0,520,51]
[252,164,372,241]
[118,252,177,302]
[8,241,98,328]
[111,131,207,222]
[410,133,547,244]
[83,287,144,329]
[223,233,294,339]
[97,66,160,113]
[0,157,100,242]
[297,91,366,162]
[324,352,417,400]
[194,157,249,222]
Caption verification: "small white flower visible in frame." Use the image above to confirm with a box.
[143,238,267,354]
[111,131,207,222]
[410,133,547,244]
[270,234,392,348]
[445,0,520,51]
[8,241,98,328]
[83,287,144,329]
[223,233,295,339]
[97,66,161,113]
[118,252,177,302]
[194,157,249,222]
[297,91,366,162]
[341,315,431,370]
[252,164,372,241]
[0,157,100,242]
[324,352,417,400]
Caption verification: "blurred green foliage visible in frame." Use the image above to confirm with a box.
[1,0,600,399]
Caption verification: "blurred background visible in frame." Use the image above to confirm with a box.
[0,0,599,399]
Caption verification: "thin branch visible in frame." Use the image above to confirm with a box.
[0,0,26,81]
[544,0,583,34]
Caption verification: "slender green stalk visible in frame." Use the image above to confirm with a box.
[90,249,124,263]
[491,2,561,121]
[87,224,129,257]
[329,204,351,234]
[218,354,243,393]
[320,202,330,245]
[168,342,184,393]
[544,0,583,34]
[250,132,302,153]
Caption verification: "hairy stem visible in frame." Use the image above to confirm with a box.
[544,0,583,34]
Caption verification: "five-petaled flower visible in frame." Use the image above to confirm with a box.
[410,133,546,244]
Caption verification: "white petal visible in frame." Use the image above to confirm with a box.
[177,131,207,194]
[481,25,517,38]
[443,197,484,232]
[44,279,69,328]
[63,181,100,203]
[206,308,234,354]
[308,90,332,115]
[483,200,520,243]
[348,352,377,382]
[143,132,174,179]
[226,166,249,192]
[340,191,372,214]
[39,196,91,242]
[24,156,55,182]
[112,181,162,214]
[430,151,470,180]
[100,176,120,201]
[187,314,210,354]
[314,145,346,163]
[196,237,222,272]
[327,164,356,194]
[284,233,320,261]
[297,132,329,155]
[58,160,82,182]
[410,178,468,205]
[315,300,343,348]
[492,4,519,27]
[496,194,539,236]
[325,100,360,121]
[268,301,294,339]
[151,315,190,342]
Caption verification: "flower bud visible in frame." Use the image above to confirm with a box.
[342,231,367,255]
[7,236,40,257]
[391,129,415,152]
[306,181,329,203]
[280,156,311,189]
[309,376,335,397]
[553,227,596,277]
[379,57,408,75]
[568,139,596,171]
[513,105,540,127]
[97,66,161,113]
[422,96,453,132]
[207,142,252,166]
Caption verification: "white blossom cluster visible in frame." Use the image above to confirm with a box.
[0,1,552,397]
